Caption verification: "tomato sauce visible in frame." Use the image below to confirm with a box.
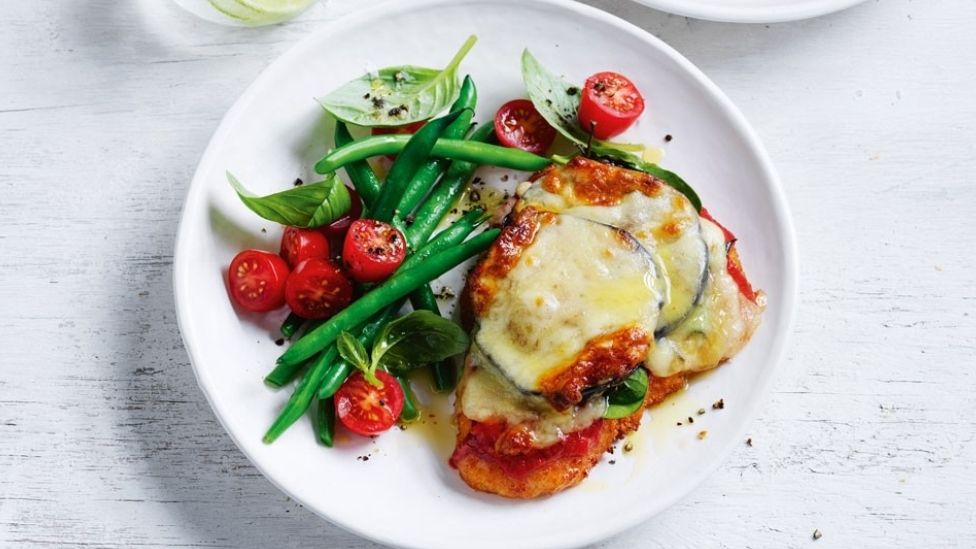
[450,419,604,478]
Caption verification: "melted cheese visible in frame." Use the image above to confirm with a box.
[647,219,762,377]
[460,345,607,447]
[474,213,661,393]
[520,182,708,334]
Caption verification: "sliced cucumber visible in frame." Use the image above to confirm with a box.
[208,0,312,25]
[208,0,264,23]
[235,0,316,16]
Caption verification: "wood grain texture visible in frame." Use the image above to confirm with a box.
[1,0,973,547]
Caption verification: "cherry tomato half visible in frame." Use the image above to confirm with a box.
[319,186,363,239]
[578,71,645,140]
[335,371,405,436]
[228,249,290,313]
[280,226,330,268]
[342,219,406,283]
[493,99,556,155]
[283,258,353,319]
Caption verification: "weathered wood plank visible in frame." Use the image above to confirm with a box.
[1,0,973,547]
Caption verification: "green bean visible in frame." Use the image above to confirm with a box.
[400,208,485,340]
[406,285,456,392]
[405,123,495,249]
[279,312,305,339]
[334,122,382,209]
[396,375,420,422]
[278,229,500,369]
[263,345,338,443]
[315,397,336,447]
[265,356,312,388]
[315,359,352,401]
[369,109,467,222]
[314,134,549,175]
[264,318,330,387]
[394,77,477,219]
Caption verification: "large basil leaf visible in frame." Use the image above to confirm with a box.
[317,35,477,127]
[520,49,643,158]
[371,311,470,374]
[604,367,649,419]
[227,172,350,228]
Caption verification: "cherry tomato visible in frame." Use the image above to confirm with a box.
[372,121,426,160]
[334,371,405,436]
[342,219,406,283]
[283,258,353,319]
[227,250,290,313]
[578,71,645,140]
[280,226,330,268]
[319,186,363,239]
[493,99,556,155]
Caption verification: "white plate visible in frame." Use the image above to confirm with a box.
[631,0,867,23]
[174,0,798,547]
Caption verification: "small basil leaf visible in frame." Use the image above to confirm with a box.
[520,49,644,157]
[228,172,351,228]
[371,311,470,375]
[604,367,649,419]
[337,331,378,385]
[317,35,477,127]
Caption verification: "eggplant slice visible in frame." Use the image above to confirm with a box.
[520,171,708,337]
[472,212,661,400]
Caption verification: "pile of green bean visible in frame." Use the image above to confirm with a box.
[262,76,549,446]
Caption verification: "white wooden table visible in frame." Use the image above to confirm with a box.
[2,0,974,547]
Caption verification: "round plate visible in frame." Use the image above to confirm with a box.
[174,0,798,547]
[630,0,867,23]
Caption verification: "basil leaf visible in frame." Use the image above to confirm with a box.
[228,172,351,228]
[604,367,649,419]
[337,331,381,386]
[520,49,644,158]
[317,35,477,127]
[371,311,469,375]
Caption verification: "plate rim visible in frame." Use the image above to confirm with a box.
[630,0,867,23]
[172,0,799,547]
